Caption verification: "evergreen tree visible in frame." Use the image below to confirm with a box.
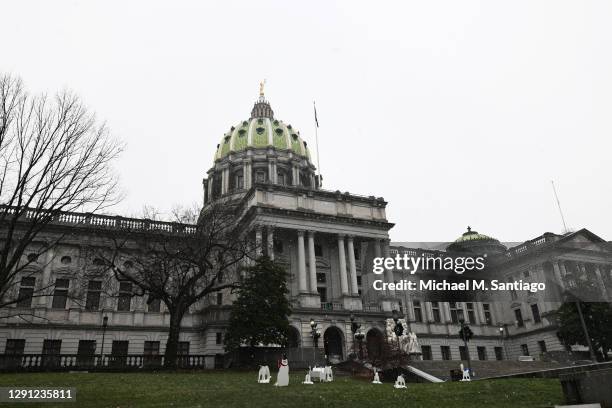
[224,256,292,351]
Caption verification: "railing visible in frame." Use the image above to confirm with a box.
[320,302,343,311]
[0,354,208,371]
[0,205,197,235]
[505,233,559,259]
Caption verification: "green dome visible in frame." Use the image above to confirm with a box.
[214,116,310,161]
[453,227,496,243]
[446,226,507,254]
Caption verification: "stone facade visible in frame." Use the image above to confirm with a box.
[1,95,611,368]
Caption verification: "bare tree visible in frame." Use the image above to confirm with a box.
[0,74,122,311]
[100,201,252,368]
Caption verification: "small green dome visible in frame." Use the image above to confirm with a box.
[453,227,496,243]
[213,97,310,161]
[447,226,507,254]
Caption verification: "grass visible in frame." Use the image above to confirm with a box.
[0,371,564,408]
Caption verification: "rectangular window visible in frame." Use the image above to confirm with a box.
[236,175,243,190]
[178,342,190,356]
[494,347,504,361]
[111,340,129,367]
[521,344,529,356]
[483,303,492,325]
[356,275,362,286]
[148,297,161,312]
[216,293,223,306]
[421,345,432,360]
[514,308,524,327]
[466,302,476,324]
[441,346,451,360]
[459,345,469,361]
[531,304,541,324]
[216,332,223,345]
[5,339,25,369]
[117,282,132,311]
[316,273,326,283]
[431,302,441,323]
[5,339,25,355]
[273,240,284,254]
[314,244,323,257]
[509,278,518,300]
[317,287,327,303]
[51,279,69,309]
[477,346,487,361]
[450,302,464,324]
[538,340,547,353]
[77,340,96,366]
[143,340,160,364]
[413,301,423,323]
[17,277,36,308]
[85,281,102,311]
[42,339,62,368]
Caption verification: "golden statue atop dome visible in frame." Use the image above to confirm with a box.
[259,79,266,97]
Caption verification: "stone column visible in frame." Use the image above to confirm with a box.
[202,179,208,204]
[297,230,308,293]
[559,261,568,277]
[243,159,252,189]
[220,167,227,195]
[268,158,277,184]
[337,235,349,296]
[292,163,299,186]
[37,248,55,307]
[553,261,564,290]
[267,226,274,261]
[382,239,395,297]
[255,226,263,257]
[347,236,358,295]
[308,231,317,293]
[593,264,607,300]
[207,174,214,201]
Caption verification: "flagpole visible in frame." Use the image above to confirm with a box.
[313,101,322,188]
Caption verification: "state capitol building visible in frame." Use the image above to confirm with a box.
[1,89,611,370]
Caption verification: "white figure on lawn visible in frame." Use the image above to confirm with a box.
[257,365,271,383]
[460,363,471,382]
[394,374,407,389]
[324,366,333,382]
[303,366,314,385]
[372,370,382,384]
[274,354,289,387]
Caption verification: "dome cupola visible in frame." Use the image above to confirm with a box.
[203,83,319,205]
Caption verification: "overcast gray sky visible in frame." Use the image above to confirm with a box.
[3,0,611,242]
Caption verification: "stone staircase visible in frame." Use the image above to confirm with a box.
[408,360,568,381]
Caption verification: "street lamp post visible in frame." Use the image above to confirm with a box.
[355,330,365,360]
[99,315,108,367]
[392,310,404,363]
[459,319,473,375]
[310,319,321,364]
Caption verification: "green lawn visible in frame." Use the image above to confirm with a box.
[0,371,564,408]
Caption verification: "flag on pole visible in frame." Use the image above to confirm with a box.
[313,102,319,128]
